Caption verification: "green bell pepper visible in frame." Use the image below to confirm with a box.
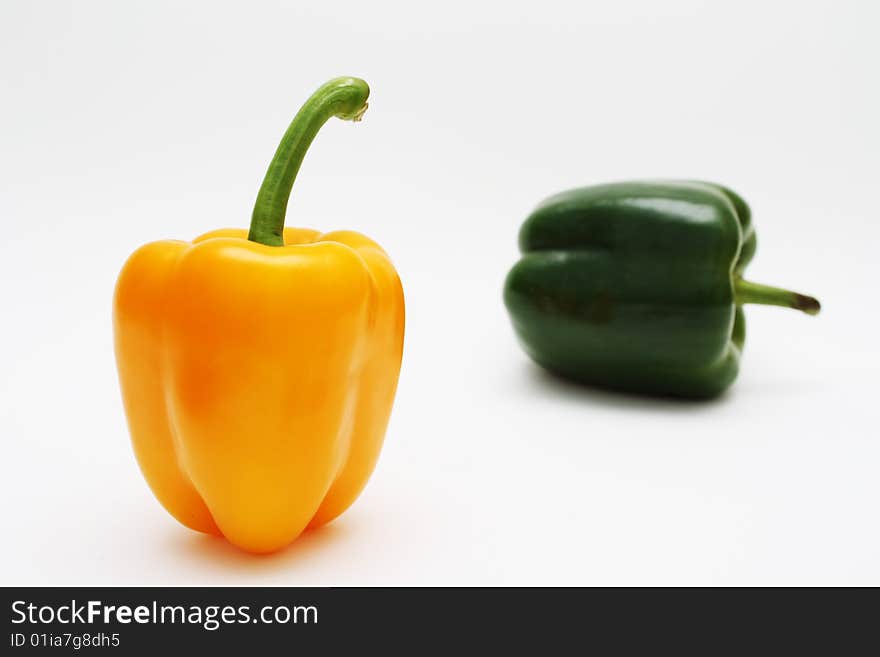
[503,181,820,398]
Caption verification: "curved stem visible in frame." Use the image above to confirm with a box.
[248,77,370,246]
[735,278,821,315]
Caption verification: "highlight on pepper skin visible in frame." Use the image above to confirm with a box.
[113,77,405,554]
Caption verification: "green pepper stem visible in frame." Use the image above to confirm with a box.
[735,278,821,315]
[248,77,370,246]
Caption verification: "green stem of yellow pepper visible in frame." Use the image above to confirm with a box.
[249,77,370,246]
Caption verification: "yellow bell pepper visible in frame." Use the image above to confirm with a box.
[113,77,404,554]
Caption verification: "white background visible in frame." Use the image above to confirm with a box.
[1,0,878,586]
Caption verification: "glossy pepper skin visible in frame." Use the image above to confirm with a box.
[503,181,819,398]
[114,78,404,554]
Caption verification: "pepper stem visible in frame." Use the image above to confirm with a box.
[734,278,821,315]
[248,77,370,246]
